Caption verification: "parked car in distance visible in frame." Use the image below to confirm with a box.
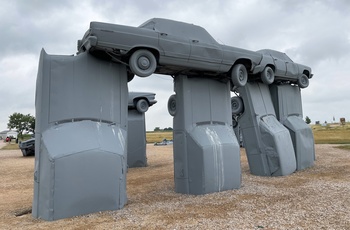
[128,92,157,113]
[256,49,313,88]
[19,137,35,157]
[77,18,265,87]
[154,138,173,146]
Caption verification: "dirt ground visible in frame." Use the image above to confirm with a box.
[0,143,349,229]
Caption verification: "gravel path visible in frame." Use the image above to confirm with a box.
[0,141,7,149]
[0,144,349,229]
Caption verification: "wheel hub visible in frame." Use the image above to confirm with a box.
[232,102,238,109]
[170,101,176,110]
[140,101,147,109]
[138,57,150,70]
[267,72,271,78]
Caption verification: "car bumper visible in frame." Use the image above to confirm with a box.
[78,36,98,53]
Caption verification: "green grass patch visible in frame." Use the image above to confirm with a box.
[1,142,20,150]
[1,135,32,150]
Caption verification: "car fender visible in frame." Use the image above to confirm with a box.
[127,45,163,59]
[221,47,262,73]
[253,55,274,74]
[297,64,312,79]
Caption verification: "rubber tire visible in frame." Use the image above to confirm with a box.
[129,49,157,77]
[297,74,309,88]
[261,66,275,85]
[136,99,149,113]
[22,149,27,157]
[231,96,244,115]
[167,94,177,116]
[231,64,248,87]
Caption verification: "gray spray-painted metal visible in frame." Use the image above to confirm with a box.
[77,18,263,79]
[127,92,156,167]
[237,82,296,176]
[172,75,241,194]
[127,109,147,167]
[233,123,244,147]
[33,49,128,221]
[128,92,157,112]
[256,49,312,88]
[270,84,315,170]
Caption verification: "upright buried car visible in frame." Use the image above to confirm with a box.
[256,49,313,88]
[78,18,264,87]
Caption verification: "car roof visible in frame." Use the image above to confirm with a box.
[139,18,218,44]
[257,49,293,62]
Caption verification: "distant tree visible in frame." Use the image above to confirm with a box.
[154,127,161,131]
[164,127,173,131]
[27,115,35,134]
[7,113,35,139]
[305,116,311,124]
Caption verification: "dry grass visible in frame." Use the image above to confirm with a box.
[0,144,350,229]
[145,131,173,143]
[312,123,350,144]
[1,142,20,150]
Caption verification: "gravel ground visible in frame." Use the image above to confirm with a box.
[0,144,349,229]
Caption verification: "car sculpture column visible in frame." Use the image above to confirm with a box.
[127,92,157,167]
[33,49,128,221]
[168,75,241,194]
[270,84,315,170]
[231,49,314,176]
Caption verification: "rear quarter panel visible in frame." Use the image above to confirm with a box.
[221,46,262,72]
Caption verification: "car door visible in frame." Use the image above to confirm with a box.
[286,62,299,78]
[158,32,191,62]
[189,39,223,71]
[271,55,287,77]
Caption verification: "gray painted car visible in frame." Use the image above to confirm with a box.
[78,18,265,87]
[128,92,157,113]
[154,138,173,146]
[256,49,313,88]
[19,137,35,157]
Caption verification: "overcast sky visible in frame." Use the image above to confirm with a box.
[1,0,350,132]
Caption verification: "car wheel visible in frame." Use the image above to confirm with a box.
[22,149,27,157]
[261,66,275,85]
[231,64,248,87]
[297,74,309,88]
[129,49,157,77]
[231,96,244,115]
[168,94,177,116]
[136,99,149,113]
